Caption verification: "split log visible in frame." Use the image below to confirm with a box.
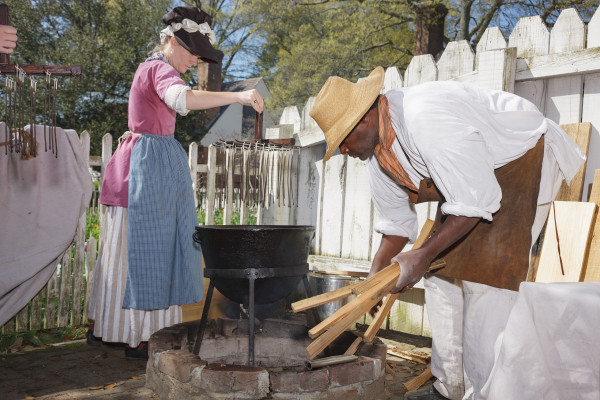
[403,366,433,392]
[344,336,363,356]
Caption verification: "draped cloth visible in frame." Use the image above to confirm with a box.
[374,95,418,198]
[0,124,92,327]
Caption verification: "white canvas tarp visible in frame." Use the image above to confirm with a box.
[0,124,92,327]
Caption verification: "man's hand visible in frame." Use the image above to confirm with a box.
[390,215,480,293]
[390,248,431,293]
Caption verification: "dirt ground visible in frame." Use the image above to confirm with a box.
[0,329,433,400]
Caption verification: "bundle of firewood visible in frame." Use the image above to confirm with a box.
[292,220,444,360]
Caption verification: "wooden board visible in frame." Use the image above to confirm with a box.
[534,201,597,283]
[555,122,592,201]
[319,154,346,257]
[581,71,600,202]
[341,156,374,260]
[582,170,600,282]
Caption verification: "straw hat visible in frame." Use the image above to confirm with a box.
[310,66,385,161]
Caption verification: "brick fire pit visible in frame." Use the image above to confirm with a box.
[146,318,387,399]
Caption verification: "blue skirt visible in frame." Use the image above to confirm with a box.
[123,134,203,310]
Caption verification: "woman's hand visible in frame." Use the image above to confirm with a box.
[390,249,432,293]
[238,89,264,113]
[0,25,17,54]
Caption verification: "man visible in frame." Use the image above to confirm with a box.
[309,66,585,400]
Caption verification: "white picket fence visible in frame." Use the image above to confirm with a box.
[3,6,598,337]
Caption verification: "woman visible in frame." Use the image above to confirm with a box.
[88,6,264,359]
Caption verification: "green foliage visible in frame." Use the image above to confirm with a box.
[248,0,415,111]
[0,325,87,353]
[86,209,100,243]
[197,207,257,225]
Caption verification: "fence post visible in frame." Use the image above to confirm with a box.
[404,54,438,87]
[101,133,113,179]
[223,148,234,224]
[205,145,217,225]
[188,142,199,209]
[240,149,250,224]
[83,236,97,323]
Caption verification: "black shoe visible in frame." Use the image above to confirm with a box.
[86,329,102,346]
[125,342,148,361]
[404,385,447,400]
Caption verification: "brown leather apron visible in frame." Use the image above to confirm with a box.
[415,137,544,291]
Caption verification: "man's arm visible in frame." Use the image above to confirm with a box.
[370,234,409,276]
[391,215,480,293]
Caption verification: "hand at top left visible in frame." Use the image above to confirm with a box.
[239,89,264,113]
[0,25,17,54]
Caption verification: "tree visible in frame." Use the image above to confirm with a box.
[248,0,415,111]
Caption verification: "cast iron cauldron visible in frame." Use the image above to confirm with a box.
[193,225,315,305]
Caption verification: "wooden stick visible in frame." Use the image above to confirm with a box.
[403,366,433,392]
[361,219,436,343]
[363,292,399,342]
[352,262,400,294]
[294,219,436,313]
[306,278,397,359]
[291,281,360,312]
[344,336,363,355]
[414,219,435,249]
[308,268,399,339]
[387,349,429,364]
[292,262,399,313]
[312,270,369,278]
[385,362,397,376]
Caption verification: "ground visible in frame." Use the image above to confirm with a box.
[0,329,432,400]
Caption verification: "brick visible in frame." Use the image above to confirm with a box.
[270,368,329,393]
[329,357,377,387]
[219,318,249,336]
[149,329,186,351]
[158,350,207,383]
[324,388,360,400]
[357,342,387,372]
[198,363,267,395]
[363,376,386,399]
[262,318,308,339]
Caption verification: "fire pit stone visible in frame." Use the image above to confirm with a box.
[146,319,387,399]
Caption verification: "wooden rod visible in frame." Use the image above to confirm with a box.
[0,64,82,76]
[363,292,399,342]
[344,336,363,356]
[291,281,360,312]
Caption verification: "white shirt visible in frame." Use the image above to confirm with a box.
[368,81,585,242]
